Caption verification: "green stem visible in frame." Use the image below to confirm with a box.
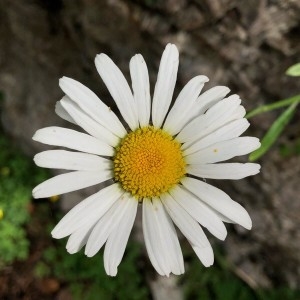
[246,94,300,119]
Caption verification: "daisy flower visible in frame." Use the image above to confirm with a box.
[32,44,261,276]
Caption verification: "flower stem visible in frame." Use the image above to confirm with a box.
[246,94,300,119]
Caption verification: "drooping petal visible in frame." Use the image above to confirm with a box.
[95,54,138,131]
[187,162,261,180]
[169,186,227,240]
[51,183,123,238]
[181,177,252,229]
[152,198,184,275]
[32,127,114,156]
[130,54,151,127]
[34,150,112,171]
[66,222,95,254]
[55,99,76,124]
[185,137,261,164]
[161,193,211,248]
[163,75,209,135]
[143,198,183,276]
[60,97,119,146]
[104,194,138,276]
[59,77,126,137]
[192,244,214,267]
[85,194,131,257]
[183,118,250,155]
[152,44,179,128]
[32,169,112,199]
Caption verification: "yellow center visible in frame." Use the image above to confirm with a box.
[114,126,186,198]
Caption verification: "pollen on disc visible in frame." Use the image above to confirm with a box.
[113,126,186,198]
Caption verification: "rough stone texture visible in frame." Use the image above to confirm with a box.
[1,0,300,291]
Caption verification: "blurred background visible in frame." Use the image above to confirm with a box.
[0,0,300,299]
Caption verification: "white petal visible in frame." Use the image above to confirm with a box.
[60,97,119,146]
[152,198,184,275]
[143,199,171,276]
[186,137,261,164]
[85,194,130,257]
[95,54,138,131]
[163,75,209,135]
[130,54,151,127]
[141,199,163,275]
[104,194,138,276]
[179,86,231,130]
[55,99,76,124]
[183,118,250,155]
[32,169,112,199]
[161,193,211,248]
[169,186,227,240]
[51,183,123,238]
[178,95,241,144]
[33,127,114,156]
[66,222,95,254]
[187,163,261,180]
[34,150,112,171]
[192,245,214,267]
[152,44,179,128]
[59,77,126,137]
[182,177,252,229]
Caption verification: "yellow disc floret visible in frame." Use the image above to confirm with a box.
[114,126,186,198]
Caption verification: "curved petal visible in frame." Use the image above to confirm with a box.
[66,222,96,254]
[187,162,261,180]
[85,194,131,257]
[181,177,252,229]
[32,169,112,199]
[104,194,138,276]
[33,127,114,156]
[177,95,241,144]
[95,54,138,131]
[143,198,184,276]
[183,118,250,155]
[130,54,151,127]
[34,150,112,171]
[185,137,261,164]
[51,183,123,238]
[59,77,126,137]
[169,185,227,240]
[55,99,76,124]
[160,193,211,248]
[179,86,231,130]
[163,75,209,135]
[152,198,184,275]
[152,44,179,128]
[192,244,214,267]
[161,193,214,267]
[60,97,119,146]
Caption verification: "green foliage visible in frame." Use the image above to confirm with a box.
[0,134,48,267]
[35,239,149,300]
[249,102,298,161]
[279,138,300,157]
[286,63,300,77]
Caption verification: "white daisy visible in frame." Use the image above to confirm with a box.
[32,44,261,276]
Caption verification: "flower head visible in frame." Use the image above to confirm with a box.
[33,44,261,276]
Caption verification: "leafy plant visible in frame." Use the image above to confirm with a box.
[0,134,48,267]
[35,238,149,300]
[247,63,300,161]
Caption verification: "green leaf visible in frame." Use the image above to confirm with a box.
[286,63,300,77]
[249,102,298,161]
